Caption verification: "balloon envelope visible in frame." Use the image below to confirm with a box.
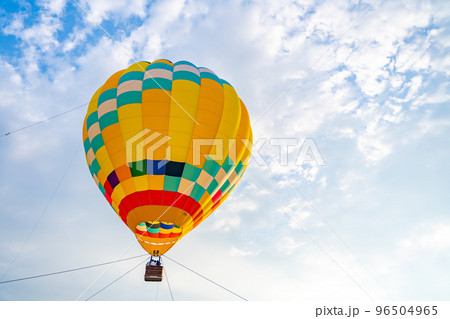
[82,59,252,256]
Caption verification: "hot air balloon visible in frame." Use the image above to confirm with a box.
[82,59,252,281]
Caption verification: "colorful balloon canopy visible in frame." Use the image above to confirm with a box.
[82,59,252,256]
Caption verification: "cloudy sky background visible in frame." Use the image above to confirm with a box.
[0,0,449,301]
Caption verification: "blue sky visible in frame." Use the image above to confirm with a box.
[0,0,449,301]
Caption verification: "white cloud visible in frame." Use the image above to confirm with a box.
[395,39,431,74]
[78,0,148,25]
[242,0,445,167]
[38,0,67,15]
[413,82,450,108]
[274,236,304,255]
[211,213,241,232]
[3,5,63,53]
[230,246,260,257]
[62,26,91,52]
[0,60,23,110]
[273,196,313,230]
[357,133,392,163]
[401,224,450,251]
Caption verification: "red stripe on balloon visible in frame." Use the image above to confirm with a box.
[103,180,113,197]
[211,190,222,205]
[104,192,113,205]
[119,190,203,224]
